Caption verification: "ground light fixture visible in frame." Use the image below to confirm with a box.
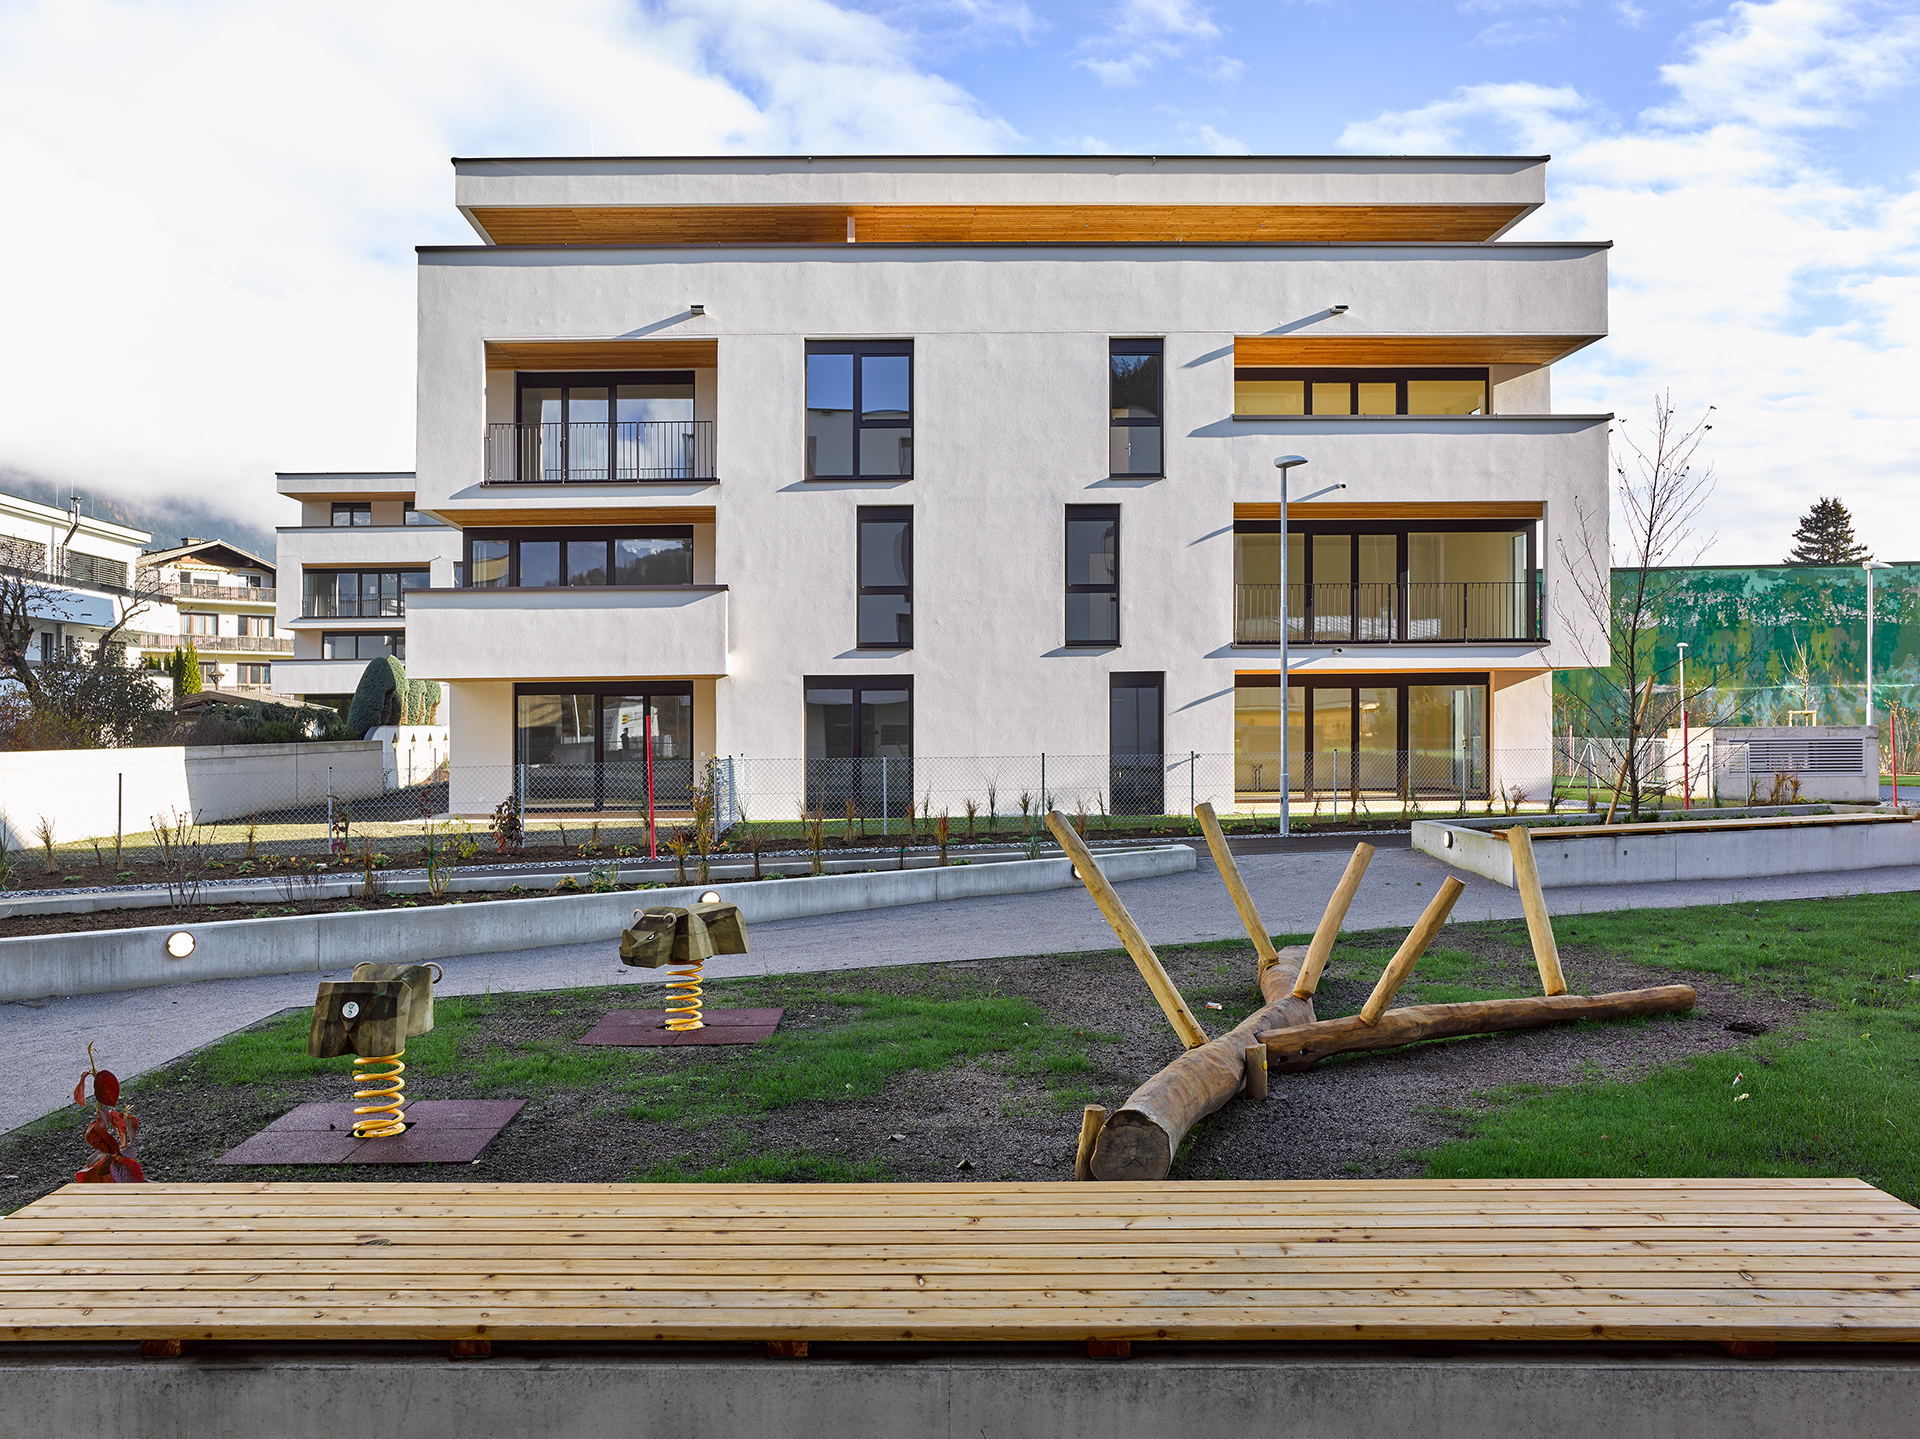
[1273,456,1346,836]
[700,891,722,904]
[165,931,195,958]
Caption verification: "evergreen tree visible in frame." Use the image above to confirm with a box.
[1786,497,1870,564]
[181,641,204,695]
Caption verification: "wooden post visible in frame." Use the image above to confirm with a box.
[1243,1046,1268,1101]
[1074,1105,1107,1181]
[1046,810,1208,1050]
[1193,802,1280,972]
[1504,826,1567,996]
[1293,842,1377,998]
[1358,876,1465,1025]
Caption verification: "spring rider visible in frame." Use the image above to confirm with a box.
[308,962,441,1137]
[619,900,749,1030]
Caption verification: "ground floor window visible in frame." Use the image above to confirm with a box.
[1109,672,1164,815]
[1234,673,1488,798]
[322,631,405,661]
[803,676,912,816]
[237,663,271,686]
[514,683,694,811]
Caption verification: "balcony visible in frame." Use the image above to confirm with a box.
[148,580,277,602]
[131,632,294,654]
[404,585,729,680]
[1234,581,1543,646]
[484,421,715,484]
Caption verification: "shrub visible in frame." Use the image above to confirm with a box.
[344,656,407,737]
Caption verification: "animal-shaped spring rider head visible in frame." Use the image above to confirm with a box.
[308,962,441,1137]
[619,901,749,1030]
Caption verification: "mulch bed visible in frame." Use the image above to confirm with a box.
[0,927,1806,1208]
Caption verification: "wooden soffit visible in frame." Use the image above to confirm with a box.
[1235,501,1544,521]
[1234,335,1599,367]
[437,506,717,527]
[485,339,718,371]
[469,204,1530,247]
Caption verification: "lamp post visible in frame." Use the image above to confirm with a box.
[1676,641,1690,810]
[1865,560,1891,793]
[1272,457,1345,835]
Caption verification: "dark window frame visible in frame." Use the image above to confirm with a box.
[300,568,432,618]
[856,506,913,650]
[511,681,698,812]
[509,369,700,485]
[1233,367,1491,416]
[1109,338,1164,478]
[322,631,407,661]
[1064,504,1121,649]
[1235,670,1491,777]
[330,502,372,527]
[802,675,915,759]
[804,339,914,481]
[461,526,696,589]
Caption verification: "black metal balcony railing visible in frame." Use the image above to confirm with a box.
[1234,580,1543,645]
[485,420,715,484]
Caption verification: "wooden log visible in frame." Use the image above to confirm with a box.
[1046,810,1208,1050]
[1193,802,1280,972]
[1357,876,1465,1024]
[1257,986,1697,1071]
[1243,1046,1268,1101]
[1293,842,1377,998]
[1089,948,1316,1181]
[1504,826,1568,996]
[1074,1106,1107,1181]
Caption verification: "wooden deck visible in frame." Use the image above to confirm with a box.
[4,1178,1918,1346]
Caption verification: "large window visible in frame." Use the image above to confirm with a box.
[1110,672,1164,815]
[1233,520,1537,644]
[515,684,695,810]
[237,614,275,638]
[506,370,701,483]
[183,612,218,636]
[1065,505,1120,647]
[1233,674,1489,798]
[804,677,913,818]
[302,569,430,618]
[805,341,912,479]
[331,502,372,527]
[238,663,271,686]
[1109,339,1163,476]
[323,631,405,661]
[462,528,694,588]
[1235,368,1489,417]
[857,507,912,649]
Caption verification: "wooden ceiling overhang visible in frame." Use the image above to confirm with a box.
[466,203,1532,248]
[1233,335,1601,367]
[484,339,718,371]
[1234,501,1545,521]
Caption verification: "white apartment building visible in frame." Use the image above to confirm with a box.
[272,472,461,713]
[0,494,153,669]
[406,155,1608,817]
[135,539,284,692]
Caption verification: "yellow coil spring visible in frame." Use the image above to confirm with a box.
[351,1054,407,1137]
[663,958,705,1031]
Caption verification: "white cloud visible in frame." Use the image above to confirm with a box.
[1339,0,1920,563]
[1073,0,1222,87]
[0,0,1019,533]
[1182,122,1250,155]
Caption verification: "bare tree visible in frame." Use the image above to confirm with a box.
[0,573,165,748]
[1554,393,1718,821]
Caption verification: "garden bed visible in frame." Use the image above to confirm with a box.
[11,891,1909,1213]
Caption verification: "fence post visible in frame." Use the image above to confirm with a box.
[1189,750,1196,816]
[116,773,123,858]
[327,766,333,851]
[1040,752,1046,812]
[882,756,889,836]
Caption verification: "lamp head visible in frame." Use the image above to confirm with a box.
[1273,455,1309,471]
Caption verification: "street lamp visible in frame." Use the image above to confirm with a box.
[1273,456,1345,835]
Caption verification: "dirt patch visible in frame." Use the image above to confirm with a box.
[0,925,1809,1210]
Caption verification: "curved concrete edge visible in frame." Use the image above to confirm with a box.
[0,845,1193,1003]
[1413,816,1920,888]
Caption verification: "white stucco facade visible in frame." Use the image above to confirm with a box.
[408,155,1610,815]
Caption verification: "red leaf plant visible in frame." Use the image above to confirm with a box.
[72,1042,143,1183]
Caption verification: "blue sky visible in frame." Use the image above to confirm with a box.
[0,0,1915,563]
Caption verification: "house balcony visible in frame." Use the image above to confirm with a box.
[130,632,294,654]
[403,585,729,680]
[148,580,277,603]
[1234,581,1543,646]
[484,421,715,485]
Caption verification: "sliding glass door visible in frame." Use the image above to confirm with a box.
[516,685,695,810]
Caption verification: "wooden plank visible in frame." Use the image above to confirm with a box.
[1235,501,1546,521]
[484,339,718,370]
[1496,813,1917,842]
[1232,335,1598,366]
[468,204,1532,248]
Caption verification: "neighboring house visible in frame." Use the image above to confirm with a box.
[0,491,158,672]
[135,539,285,692]
[405,154,1610,815]
[271,472,460,715]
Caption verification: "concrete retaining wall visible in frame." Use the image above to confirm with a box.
[1414,813,1920,888]
[0,1349,1911,1439]
[0,845,1193,1002]
[0,740,386,849]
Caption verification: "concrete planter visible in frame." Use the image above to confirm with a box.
[0,845,1193,1003]
[1415,812,1918,888]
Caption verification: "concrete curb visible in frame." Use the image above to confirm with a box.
[0,845,1193,1003]
[1414,813,1920,887]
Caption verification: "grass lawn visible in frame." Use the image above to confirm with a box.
[4,891,1915,1206]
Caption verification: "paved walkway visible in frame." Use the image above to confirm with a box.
[5,842,1917,1134]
